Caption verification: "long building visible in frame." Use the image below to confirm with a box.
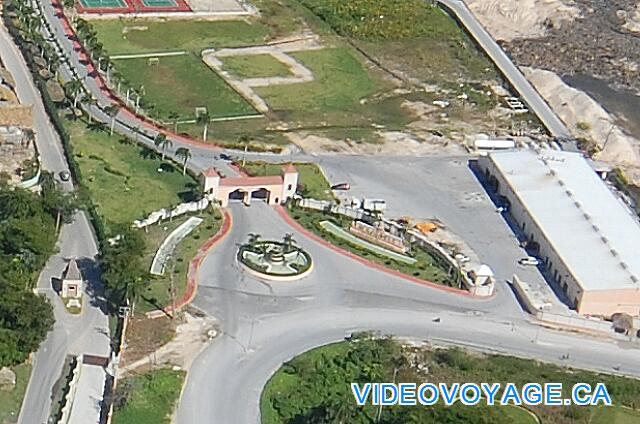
[478,150,640,317]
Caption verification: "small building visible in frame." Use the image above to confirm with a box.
[479,150,640,317]
[62,258,83,299]
[200,164,298,207]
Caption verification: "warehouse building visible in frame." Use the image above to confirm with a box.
[478,150,640,317]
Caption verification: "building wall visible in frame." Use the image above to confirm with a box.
[579,289,640,316]
[478,156,590,314]
[216,184,284,207]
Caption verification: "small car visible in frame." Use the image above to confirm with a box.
[518,256,540,266]
[59,170,71,182]
[331,182,351,191]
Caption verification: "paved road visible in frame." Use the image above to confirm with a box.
[438,0,571,139]
[178,203,640,424]
[0,21,110,424]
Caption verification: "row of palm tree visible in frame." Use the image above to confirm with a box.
[153,133,192,175]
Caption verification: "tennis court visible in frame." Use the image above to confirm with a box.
[78,0,128,9]
[141,0,178,6]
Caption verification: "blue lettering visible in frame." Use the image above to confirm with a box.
[351,383,371,406]
[572,383,591,406]
[398,383,416,405]
[522,383,542,405]
[500,383,522,405]
[440,383,460,406]
[545,383,563,406]
[460,383,481,405]
[480,383,501,405]
[381,383,398,405]
[590,383,612,406]
[418,383,439,405]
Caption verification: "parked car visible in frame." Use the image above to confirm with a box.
[331,182,350,191]
[518,256,540,266]
[59,170,71,182]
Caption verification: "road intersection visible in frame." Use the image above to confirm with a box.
[7,1,638,423]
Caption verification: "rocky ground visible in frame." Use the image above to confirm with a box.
[504,0,640,93]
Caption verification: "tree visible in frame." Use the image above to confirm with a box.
[104,104,120,136]
[175,147,191,175]
[154,133,172,160]
[196,110,210,141]
[65,78,84,109]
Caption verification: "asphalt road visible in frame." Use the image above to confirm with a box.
[0,21,110,424]
[438,0,571,139]
[178,203,640,424]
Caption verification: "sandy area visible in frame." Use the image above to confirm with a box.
[521,67,640,178]
[120,312,217,376]
[466,0,580,41]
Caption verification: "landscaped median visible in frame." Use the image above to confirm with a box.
[281,204,461,289]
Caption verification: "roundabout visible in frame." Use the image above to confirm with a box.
[238,234,313,281]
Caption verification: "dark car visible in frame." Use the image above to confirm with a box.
[331,182,350,191]
[59,170,71,182]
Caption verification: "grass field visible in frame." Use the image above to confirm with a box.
[0,363,31,424]
[112,368,185,424]
[92,19,270,55]
[239,161,332,200]
[114,54,257,121]
[592,406,640,423]
[138,208,222,314]
[221,54,292,79]
[66,118,196,227]
[255,48,379,113]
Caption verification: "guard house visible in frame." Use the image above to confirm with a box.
[62,258,83,299]
[200,164,298,207]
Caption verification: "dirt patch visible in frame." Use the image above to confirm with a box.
[120,312,217,376]
[466,0,580,41]
[121,315,177,366]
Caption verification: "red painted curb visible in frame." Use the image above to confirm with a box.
[275,205,476,297]
[146,208,233,318]
[54,2,223,151]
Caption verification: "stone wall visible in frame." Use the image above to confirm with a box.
[0,105,33,128]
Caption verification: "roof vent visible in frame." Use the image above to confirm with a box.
[610,249,619,257]
[620,261,629,270]
[583,212,591,221]
[558,179,565,186]
[566,189,573,197]
[600,235,608,244]
[592,224,600,232]
[631,275,639,284]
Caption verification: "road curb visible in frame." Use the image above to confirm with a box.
[274,206,478,297]
[146,208,233,319]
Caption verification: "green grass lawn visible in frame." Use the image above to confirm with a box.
[114,54,257,121]
[288,205,456,285]
[66,118,196,227]
[92,19,270,55]
[138,208,223,314]
[0,363,31,424]
[112,368,185,424]
[221,54,292,79]
[239,161,332,200]
[255,48,378,113]
[592,406,640,424]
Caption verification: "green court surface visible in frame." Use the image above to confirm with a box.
[79,0,127,8]
[142,0,177,6]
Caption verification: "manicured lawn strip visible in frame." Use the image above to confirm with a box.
[138,209,223,314]
[114,54,257,121]
[288,205,455,285]
[92,19,270,55]
[255,48,378,113]
[221,54,292,79]
[0,363,31,424]
[238,161,333,200]
[112,368,185,424]
[592,406,640,424]
[65,118,196,227]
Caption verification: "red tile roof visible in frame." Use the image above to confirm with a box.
[282,163,297,174]
[202,167,219,177]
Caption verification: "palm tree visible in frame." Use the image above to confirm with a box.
[196,110,210,141]
[154,133,172,160]
[104,104,120,136]
[65,78,83,109]
[175,147,191,175]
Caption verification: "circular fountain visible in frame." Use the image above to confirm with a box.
[238,235,312,281]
